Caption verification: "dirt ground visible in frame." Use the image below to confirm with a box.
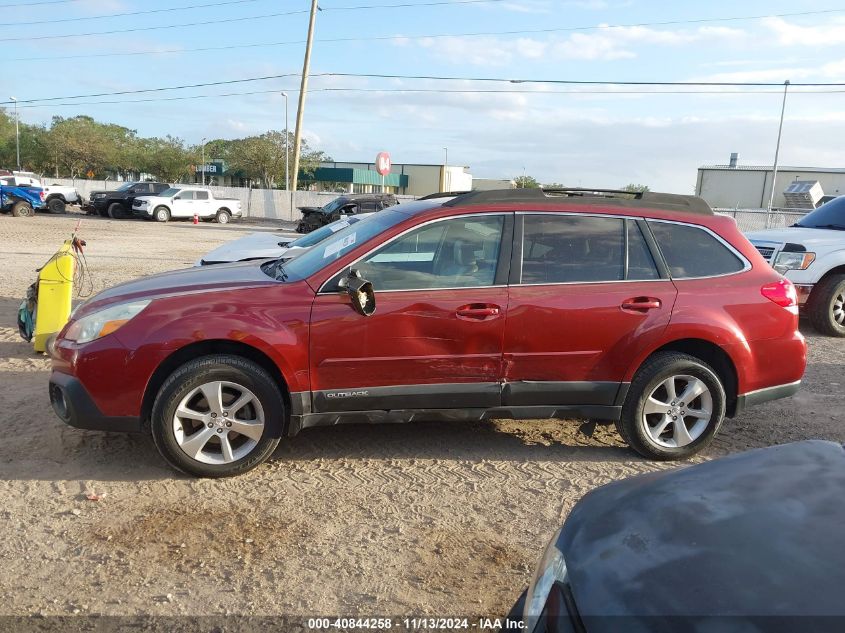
[1,211,843,623]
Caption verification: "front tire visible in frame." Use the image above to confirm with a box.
[107,202,126,219]
[807,274,845,337]
[154,206,170,222]
[215,209,231,224]
[617,352,726,461]
[151,355,284,478]
[47,197,66,214]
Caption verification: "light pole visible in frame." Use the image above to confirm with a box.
[10,96,20,171]
[282,91,291,213]
[201,137,207,186]
[767,80,790,215]
[443,147,448,192]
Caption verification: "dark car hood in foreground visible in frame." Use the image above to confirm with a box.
[558,441,845,629]
[80,260,276,312]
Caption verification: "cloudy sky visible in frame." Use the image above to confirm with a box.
[4,0,845,192]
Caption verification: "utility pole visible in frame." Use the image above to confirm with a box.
[443,147,448,192]
[10,96,20,171]
[282,91,291,214]
[290,0,319,197]
[201,137,207,186]
[767,80,790,214]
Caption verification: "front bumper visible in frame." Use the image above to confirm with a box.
[49,371,142,433]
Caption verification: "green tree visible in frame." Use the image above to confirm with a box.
[137,136,197,183]
[514,175,540,189]
[623,183,650,193]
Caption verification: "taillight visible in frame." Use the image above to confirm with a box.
[761,279,797,307]
[40,191,45,201]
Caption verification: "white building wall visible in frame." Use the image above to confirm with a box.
[698,167,845,208]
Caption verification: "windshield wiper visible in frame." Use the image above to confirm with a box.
[812,224,845,231]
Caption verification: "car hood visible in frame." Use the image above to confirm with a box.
[746,226,845,248]
[298,206,324,214]
[89,190,110,196]
[557,440,845,628]
[199,232,299,264]
[76,260,277,315]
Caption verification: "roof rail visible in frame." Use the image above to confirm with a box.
[442,188,714,215]
[418,190,472,200]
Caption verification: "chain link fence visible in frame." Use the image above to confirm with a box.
[714,208,810,232]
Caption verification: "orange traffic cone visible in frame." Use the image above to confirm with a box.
[193,212,199,225]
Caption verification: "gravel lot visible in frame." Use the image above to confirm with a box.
[1,211,843,622]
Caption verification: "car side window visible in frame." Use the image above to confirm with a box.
[195,191,209,200]
[626,220,660,280]
[176,191,194,200]
[521,215,625,284]
[356,215,505,291]
[648,221,745,278]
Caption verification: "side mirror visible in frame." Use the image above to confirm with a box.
[339,269,376,316]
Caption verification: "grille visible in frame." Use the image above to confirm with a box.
[755,246,775,261]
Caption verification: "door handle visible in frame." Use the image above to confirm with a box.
[456,304,501,320]
[621,297,662,311]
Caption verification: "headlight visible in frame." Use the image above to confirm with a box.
[93,193,106,199]
[773,251,815,275]
[524,529,568,633]
[64,300,151,344]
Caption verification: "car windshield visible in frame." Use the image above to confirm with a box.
[116,182,136,191]
[159,187,181,197]
[286,216,368,249]
[795,197,845,229]
[320,197,349,214]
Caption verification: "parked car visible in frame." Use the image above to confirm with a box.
[196,214,374,266]
[747,195,845,336]
[0,182,45,217]
[0,173,80,213]
[133,186,242,223]
[507,440,845,633]
[84,181,170,219]
[297,193,398,233]
[48,188,805,477]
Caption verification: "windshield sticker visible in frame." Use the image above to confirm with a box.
[329,220,350,233]
[324,233,356,258]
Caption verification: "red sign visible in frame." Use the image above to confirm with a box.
[375,152,391,176]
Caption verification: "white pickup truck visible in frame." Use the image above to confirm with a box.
[0,173,80,213]
[133,186,243,224]
[747,196,845,337]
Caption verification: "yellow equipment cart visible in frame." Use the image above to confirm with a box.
[33,240,76,353]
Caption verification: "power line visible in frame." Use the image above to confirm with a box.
[317,72,845,87]
[0,0,266,27]
[5,71,845,108]
[0,0,80,6]
[0,74,298,105]
[15,86,845,110]
[7,6,845,62]
[0,0,504,40]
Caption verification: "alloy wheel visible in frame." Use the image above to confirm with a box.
[172,380,265,465]
[833,291,845,325]
[641,374,713,448]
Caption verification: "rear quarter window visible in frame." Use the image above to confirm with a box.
[649,221,745,278]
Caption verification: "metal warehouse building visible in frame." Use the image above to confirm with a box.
[306,161,473,197]
[696,156,845,209]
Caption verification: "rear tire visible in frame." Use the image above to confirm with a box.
[617,351,726,461]
[151,355,284,478]
[47,197,66,214]
[807,274,845,337]
[215,209,231,224]
[107,202,126,219]
[154,206,170,222]
[10,201,34,217]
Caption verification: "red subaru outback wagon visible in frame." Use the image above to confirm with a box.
[48,189,807,477]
